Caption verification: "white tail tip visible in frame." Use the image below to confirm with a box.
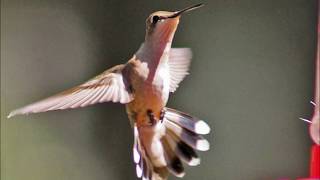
[196,139,210,151]
[136,165,143,178]
[189,157,201,166]
[195,120,211,134]
[177,173,186,178]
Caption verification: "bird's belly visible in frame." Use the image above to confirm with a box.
[126,67,170,126]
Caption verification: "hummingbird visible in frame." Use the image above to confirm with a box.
[8,3,211,180]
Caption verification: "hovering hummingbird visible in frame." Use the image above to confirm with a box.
[8,3,211,180]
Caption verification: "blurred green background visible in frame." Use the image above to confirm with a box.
[1,0,318,179]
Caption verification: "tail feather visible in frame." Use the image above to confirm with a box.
[165,108,210,135]
[164,120,210,151]
[141,153,154,180]
[165,132,200,166]
[133,125,168,180]
[153,167,169,180]
[161,137,185,177]
[132,108,210,180]
[133,126,156,180]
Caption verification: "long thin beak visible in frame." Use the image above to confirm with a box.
[166,3,204,18]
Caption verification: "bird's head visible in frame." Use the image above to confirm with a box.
[144,3,203,44]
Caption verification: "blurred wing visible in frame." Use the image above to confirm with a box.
[8,64,133,118]
[168,48,192,92]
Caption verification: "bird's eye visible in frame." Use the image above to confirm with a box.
[152,15,160,24]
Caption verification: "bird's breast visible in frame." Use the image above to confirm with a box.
[125,60,170,126]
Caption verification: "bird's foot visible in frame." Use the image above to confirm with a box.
[147,109,156,126]
[146,109,166,125]
[160,109,165,123]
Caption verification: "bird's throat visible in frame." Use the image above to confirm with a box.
[136,40,171,83]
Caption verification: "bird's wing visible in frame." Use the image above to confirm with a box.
[8,64,133,118]
[168,48,192,92]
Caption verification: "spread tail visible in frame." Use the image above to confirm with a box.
[133,107,211,180]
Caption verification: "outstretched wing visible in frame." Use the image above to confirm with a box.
[168,48,192,92]
[8,64,133,118]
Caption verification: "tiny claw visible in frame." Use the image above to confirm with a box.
[147,109,156,126]
[160,109,165,123]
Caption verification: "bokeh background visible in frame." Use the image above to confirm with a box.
[1,0,318,179]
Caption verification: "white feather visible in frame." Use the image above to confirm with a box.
[136,165,143,178]
[168,48,192,92]
[7,65,133,118]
